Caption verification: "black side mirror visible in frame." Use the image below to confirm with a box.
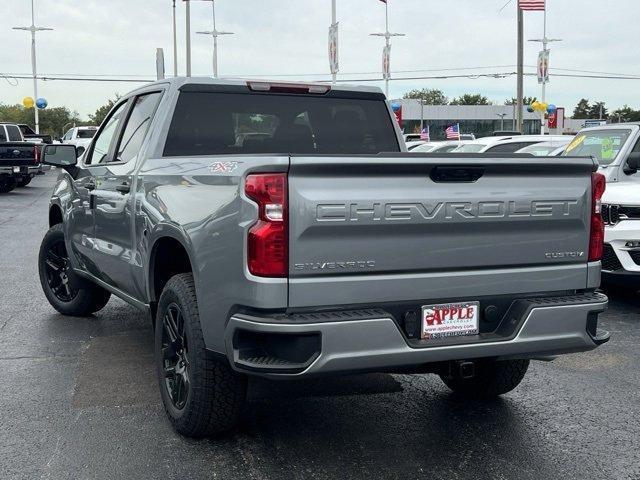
[42,144,78,167]
[625,152,640,174]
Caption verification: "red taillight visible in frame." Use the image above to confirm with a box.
[34,145,40,165]
[589,172,606,261]
[245,173,288,277]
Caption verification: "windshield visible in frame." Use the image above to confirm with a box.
[453,143,486,153]
[563,129,632,164]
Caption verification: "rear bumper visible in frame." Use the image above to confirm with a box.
[224,293,609,378]
[0,166,38,176]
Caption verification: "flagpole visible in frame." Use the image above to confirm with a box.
[528,0,561,134]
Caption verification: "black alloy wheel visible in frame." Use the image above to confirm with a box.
[43,238,78,302]
[161,303,190,410]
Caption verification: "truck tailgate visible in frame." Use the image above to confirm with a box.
[0,143,37,166]
[288,154,596,308]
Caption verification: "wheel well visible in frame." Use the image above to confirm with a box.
[151,237,193,303]
[49,205,63,226]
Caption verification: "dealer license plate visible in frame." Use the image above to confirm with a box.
[421,301,480,339]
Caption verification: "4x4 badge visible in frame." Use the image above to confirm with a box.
[209,161,241,174]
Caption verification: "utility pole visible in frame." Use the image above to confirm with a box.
[12,0,52,134]
[370,1,405,98]
[185,0,191,76]
[516,5,524,133]
[528,3,561,134]
[172,0,178,76]
[197,1,234,78]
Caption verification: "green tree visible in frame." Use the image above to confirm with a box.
[589,101,608,120]
[89,95,121,126]
[402,88,448,105]
[450,94,492,105]
[504,96,537,106]
[0,103,81,137]
[611,105,640,123]
[572,98,591,119]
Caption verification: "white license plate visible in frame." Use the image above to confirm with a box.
[421,301,480,339]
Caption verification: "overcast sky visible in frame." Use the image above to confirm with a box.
[1,0,638,118]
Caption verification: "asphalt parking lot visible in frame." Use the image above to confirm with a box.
[1,174,639,480]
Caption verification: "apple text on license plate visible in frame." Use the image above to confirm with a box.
[421,302,479,339]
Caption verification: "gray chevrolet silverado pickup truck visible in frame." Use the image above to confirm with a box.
[37,78,609,437]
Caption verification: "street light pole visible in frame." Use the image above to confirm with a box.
[528,4,562,134]
[185,0,191,76]
[172,0,178,76]
[12,0,52,134]
[196,1,234,78]
[370,1,404,98]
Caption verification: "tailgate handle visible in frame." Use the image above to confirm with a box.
[430,166,484,183]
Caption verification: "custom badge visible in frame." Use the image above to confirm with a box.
[209,161,241,174]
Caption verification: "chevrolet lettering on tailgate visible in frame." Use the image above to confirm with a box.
[315,200,580,223]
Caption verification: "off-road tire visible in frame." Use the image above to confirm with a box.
[0,178,17,193]
[16,177,32,187]
[155,273,246,438]
[38,224,111,316]
[439,359,530,398]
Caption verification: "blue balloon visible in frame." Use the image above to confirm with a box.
[527,106,534,113]
[391,102,402,112]
[546,104,556,114]
[36,97,48,109]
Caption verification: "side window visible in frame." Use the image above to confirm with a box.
[6,125,22,141]
[63,129,72,141]
[0,126,7,142]
[114,92,162,164]
[86,101,128,165]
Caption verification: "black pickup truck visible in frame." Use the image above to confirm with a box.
[0,124,41,192]
[15,123,53,144]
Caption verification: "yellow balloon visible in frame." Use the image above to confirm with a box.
[531,101,540,111]
[22,96,34,108]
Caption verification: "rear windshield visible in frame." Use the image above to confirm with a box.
[163,91,400,156]
[77,129,96,139]
[6,125,22,142]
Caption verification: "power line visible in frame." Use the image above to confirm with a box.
[2,70,640,85]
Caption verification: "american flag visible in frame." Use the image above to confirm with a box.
[420,126,430,141]
[518,0,545,11]
[445,123,460,140]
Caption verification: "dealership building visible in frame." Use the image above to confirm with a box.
[392,100,570,140]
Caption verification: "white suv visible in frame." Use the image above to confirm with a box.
[601,183,640,287]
